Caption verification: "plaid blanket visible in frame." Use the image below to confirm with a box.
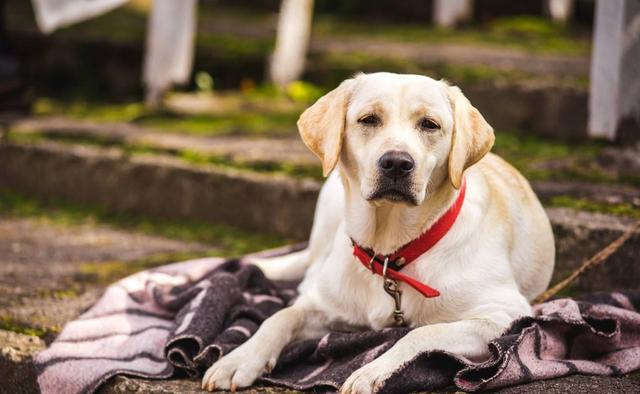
[35,245,640,393]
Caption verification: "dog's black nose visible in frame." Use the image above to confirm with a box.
[378,151,415,179]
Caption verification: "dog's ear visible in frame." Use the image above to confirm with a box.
[446,84,494,189]
[297,79,353,176]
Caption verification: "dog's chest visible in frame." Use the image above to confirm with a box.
[310,249,450,329]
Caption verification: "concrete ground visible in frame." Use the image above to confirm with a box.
[0,216,210,341]
[1,213,638,394]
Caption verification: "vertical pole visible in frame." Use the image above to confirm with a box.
[546,0,574,23]
[143,0,198,108]
[433,0,472,28]
[269,0,314,88]
[588,0,640,140]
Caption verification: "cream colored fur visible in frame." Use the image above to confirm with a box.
[202,72,555,393]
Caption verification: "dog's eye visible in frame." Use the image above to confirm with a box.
[358,114,381,127]
[418,117,439,132]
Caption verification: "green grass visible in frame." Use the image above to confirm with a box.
[34,99,147,123]
[196,33,274,58]
[492,132,611,184]
[32,92,307,137]
[311,53,587,89]
[549,196,640,219]
[0,190,288,256]
[77,252,218,285]
[178,149,322,179]
[7,129,325,180]
[135,111,299,137]
[314,15,591,56]
[0,316,50,338]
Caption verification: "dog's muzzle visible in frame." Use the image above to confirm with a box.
[368,151,418,205]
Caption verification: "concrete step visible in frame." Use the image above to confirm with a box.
[7,119,640,209]
[0,141,320,240]
[1,141,638,295]
[8,117,318,167]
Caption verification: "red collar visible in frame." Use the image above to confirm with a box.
[352,180,466,298]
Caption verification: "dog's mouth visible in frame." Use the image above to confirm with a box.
[367,188,418,205]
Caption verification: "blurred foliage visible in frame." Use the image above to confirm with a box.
[34,99,146,122]
[285,81,324,103]
[313,15,590,56]
[0,190,287,256]
[312,53,588,88]
[195,71,215,93]
[32,94,303,137]
[196,33,274,58]
[136,111,298,136]
[5,0,590,104]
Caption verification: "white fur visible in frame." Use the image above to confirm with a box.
[202,73,555,393]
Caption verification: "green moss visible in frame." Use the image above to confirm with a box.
[0,316,51,338]
[493,131,600,161]
[314,15,590,56]
[5,130,51,145]
[7,129,324,180]
[34,99,146,123]
[178,149,323,180]
[0,190,287,255]
[549,196,640,218]
[78,252,215,285]
[135,111,298,137]
[313,54,586,88]
[196,34,274,58]
[32,96,303,137]
[492,132,613,184]
[34,287,83,300]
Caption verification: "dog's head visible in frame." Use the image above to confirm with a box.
[298,72,494,205]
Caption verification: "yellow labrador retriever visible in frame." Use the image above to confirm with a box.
[202,72,555,393]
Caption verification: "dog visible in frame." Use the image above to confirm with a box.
[202,72,555,393]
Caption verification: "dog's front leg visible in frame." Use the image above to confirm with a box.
[202,298,324,391]
[340,309,521,394]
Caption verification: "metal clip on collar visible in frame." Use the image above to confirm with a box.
[382,257,405,326]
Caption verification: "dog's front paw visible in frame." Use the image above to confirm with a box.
[340,359,395,394]
[201,345,276,392]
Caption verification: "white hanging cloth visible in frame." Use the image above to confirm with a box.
[143,0,198,106]
[31,0,128,34]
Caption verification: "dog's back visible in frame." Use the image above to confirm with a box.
[475,153,555,300]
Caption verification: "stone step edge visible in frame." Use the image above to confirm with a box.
[2,140,638,294]
[2,141,638,238]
